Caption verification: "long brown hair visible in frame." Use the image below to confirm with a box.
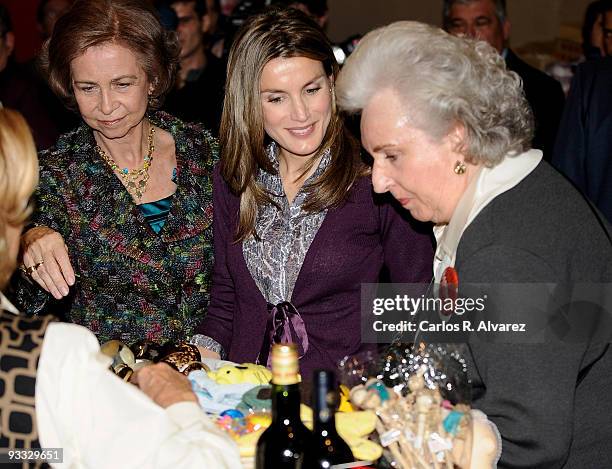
[221,7,364,242]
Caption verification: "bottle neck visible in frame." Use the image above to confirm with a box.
[271,383,302,423]
[313,405,338,434]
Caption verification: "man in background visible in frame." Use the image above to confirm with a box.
[443,0,565,160]
[552,56,612,225]
[164,0,225,133]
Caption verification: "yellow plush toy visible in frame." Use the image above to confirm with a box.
[338,384,355,412]
[207,363,272,385]
[301,406,382,462]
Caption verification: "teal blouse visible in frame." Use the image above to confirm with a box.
[138,168,178,234]
[139,196,172,234]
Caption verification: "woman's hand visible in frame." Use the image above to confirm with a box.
[132,363,198,408]
[21,226,75,299]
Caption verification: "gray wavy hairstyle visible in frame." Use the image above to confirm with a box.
[337,21,534,166]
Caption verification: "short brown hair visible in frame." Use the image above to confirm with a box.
[40,0,180,111]
[0,109,39,290]
[221,7,364,241]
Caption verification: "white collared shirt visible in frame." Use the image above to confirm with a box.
[0,293,241,469]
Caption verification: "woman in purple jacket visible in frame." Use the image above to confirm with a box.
[192,7,433,378]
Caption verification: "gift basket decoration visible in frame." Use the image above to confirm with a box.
[338,343,501,469]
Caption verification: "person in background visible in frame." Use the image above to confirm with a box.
[552,55,612,225]
[547,0,608,95]
[338,20,612,467]
[219,0,239,16]
[34,0,80,138]
[273,0,354,66]
[203,0,224,58]
[443,0,565,160]
[201,0,231,59]
[274,0,328,28]
[194,8,433,379]
[0,5,57,149]
[12,0,217,346]
[602,0,612,56]
[163,0,225,133]
[582,0,606,60]
[37,0,72,41]
[551,0,612,225]
[0,106,239,469]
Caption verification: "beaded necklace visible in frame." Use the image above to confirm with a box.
[96,124,156,202]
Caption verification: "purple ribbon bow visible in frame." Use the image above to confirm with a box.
[264,301,309,368]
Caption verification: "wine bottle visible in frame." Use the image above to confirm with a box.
[256,344,312,469]
[303,370,354,468]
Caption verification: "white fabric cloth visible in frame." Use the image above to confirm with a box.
[33,321,241,468]
[433,149,542,282]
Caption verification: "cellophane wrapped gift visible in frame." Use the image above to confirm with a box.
[338,342,501,468]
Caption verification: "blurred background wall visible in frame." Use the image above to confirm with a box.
[0,0,41,62]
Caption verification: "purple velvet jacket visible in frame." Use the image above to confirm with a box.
[196,166,434,379]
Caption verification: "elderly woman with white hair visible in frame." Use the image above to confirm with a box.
[337,21,612,468]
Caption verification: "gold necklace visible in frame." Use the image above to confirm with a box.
[96,125,156,202]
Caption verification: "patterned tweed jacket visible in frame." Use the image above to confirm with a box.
[14,112,216,345]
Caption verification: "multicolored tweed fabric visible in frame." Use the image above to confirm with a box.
[13,112,216,345]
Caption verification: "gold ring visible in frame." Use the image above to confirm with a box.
[22,261,44,276]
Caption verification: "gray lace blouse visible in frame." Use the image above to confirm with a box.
[243,143,330,304]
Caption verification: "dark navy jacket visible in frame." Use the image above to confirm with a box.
[553,56,612,224]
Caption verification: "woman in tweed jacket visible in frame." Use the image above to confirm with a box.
[13,0,216,344]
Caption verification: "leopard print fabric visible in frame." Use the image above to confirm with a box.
[0,310,55,468]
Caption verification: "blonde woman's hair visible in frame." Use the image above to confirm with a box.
[0,108,39,290]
